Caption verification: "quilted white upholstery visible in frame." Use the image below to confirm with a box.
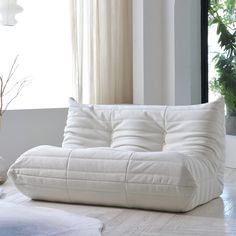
[62,98,166,152]
[8,98,225,212]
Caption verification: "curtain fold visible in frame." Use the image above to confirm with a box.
[71,0,133,104]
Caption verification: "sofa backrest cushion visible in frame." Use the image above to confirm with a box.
[62,98,166,152]
[62,98,225,157]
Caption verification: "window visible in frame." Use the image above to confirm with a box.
[201,0,209,103]
[203,0,236,135]
[0,0,73,109]
[202,0,236,104]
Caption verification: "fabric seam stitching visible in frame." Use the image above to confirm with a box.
[124,152,134,208]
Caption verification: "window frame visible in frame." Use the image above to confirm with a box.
[201,0,209,103]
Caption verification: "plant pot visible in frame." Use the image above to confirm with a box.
[0,157,7,184]
[226,115,236,135]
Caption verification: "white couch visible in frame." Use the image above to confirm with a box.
[8,98,225,212]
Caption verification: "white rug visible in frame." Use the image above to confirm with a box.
[0,203,103,236]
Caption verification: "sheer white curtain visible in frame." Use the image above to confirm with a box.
[70,0,133,104]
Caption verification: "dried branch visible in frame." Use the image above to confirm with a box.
[3,76,31,96]
[2,56,19,95]
[2,80,31,115]
[0,56,30,116]
[0,76,3,116]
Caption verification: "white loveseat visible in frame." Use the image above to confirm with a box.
[8,98,225,212]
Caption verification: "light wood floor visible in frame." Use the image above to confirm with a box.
[1,168,236,236]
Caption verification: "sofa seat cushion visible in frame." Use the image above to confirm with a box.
[8,145,221,212]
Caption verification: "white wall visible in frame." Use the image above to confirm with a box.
[143,0,164,105]
[0,109,68,167]
[133,0,201,105]
[174,0,201,105]
[226,135,236,168]
[133,0,144,104]
[162,0,175,105]
[133,0,163,105]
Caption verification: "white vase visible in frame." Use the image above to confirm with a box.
[0,157,7,184]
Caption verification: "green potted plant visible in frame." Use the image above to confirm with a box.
[209,0,236,134]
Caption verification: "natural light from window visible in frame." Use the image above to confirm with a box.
[0,0,73,110]
[208,24,221,102]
